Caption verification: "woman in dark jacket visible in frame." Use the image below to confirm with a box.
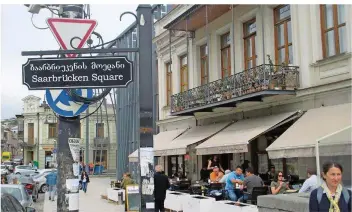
[80,171,90,193]
[309,161,351,212]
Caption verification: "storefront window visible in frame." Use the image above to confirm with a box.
[168,155,185,177]
[93,150,107,168]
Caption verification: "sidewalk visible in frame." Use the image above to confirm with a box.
[43,177,125,212]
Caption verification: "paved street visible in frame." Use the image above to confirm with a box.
[33,177,125,212]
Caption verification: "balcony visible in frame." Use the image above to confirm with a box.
[94,137,110,148]
[21,138,37,148]
[170,64,300,116]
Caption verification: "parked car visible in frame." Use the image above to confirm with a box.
[6,174,39,202]
[13,165,38,175]
[19,175,39,202]
[32,169,57,193]
[1,165,10,176]
[1,193,36,212]
[2,161,14,172]
[13,157,24,166]
[0,184,33,208]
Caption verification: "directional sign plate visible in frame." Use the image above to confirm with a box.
[46,89,93,117]
[22,56,133,90]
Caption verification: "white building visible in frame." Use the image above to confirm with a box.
[19,95,117,171]
[153,5,351,181]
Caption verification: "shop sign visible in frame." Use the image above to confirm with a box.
[196,144,248,155]
[154,148,186,156]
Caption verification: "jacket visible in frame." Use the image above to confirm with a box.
[121,177,134,189]
[80,174,90,183]
[153,172,170,200]
[45,172,57,186]
[309,187,351,212]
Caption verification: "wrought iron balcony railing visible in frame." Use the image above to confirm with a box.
[170,64,299,113]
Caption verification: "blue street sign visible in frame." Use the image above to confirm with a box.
[53,148,57,153]
[46,89,93,117]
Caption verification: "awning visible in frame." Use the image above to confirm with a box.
[267,103,352,159]
[196,111,301,155]
[158,122,231,156]
[153,128,189,156]
[317,125,352,157]
[128,147,154,163]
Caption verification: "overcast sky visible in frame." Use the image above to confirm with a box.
[1,4,138,119]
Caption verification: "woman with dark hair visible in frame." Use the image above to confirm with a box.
[309,161,351,212]
[207,155,224,172]
[270,171,289,195]
[80,171,90,193]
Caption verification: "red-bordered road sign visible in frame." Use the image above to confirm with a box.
[46,18,97,58]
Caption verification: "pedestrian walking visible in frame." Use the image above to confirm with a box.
[153,165,170,212]
[45,171,57,201]
[80,171,90,193]
[309,161,351,212]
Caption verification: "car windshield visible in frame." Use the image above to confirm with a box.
[3,162,12,165]
[1,187,22,201]
[1,165,6,170]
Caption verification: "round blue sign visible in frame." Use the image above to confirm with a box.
[46,89,93,117]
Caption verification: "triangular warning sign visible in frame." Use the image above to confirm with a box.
[47,18,97,58]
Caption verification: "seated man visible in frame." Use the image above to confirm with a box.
[238,167,264,203]
[210,167,224,183]
[225,166,245,201]
[208,167,224,197]
[219,170,231,183]
[298,168,318,193]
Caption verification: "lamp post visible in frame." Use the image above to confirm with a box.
[44,112,58,168]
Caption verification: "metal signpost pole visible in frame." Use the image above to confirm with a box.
[56,5,83,212]
[85,107,89,173]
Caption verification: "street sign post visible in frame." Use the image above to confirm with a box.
[22,56,133,90]
[45,16,98,212]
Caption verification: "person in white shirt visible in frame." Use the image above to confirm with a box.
[219,170,231,183]
[299,168,318,193]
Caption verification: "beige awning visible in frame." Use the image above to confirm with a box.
[153,128,189,156]
[317,125,352,157]
[158,122,231,156]
[196,111,300,155]
[267,103,352,159]
[128,147,154,163]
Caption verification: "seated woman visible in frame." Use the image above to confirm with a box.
[270,171,289,195]
[121,172,134,189]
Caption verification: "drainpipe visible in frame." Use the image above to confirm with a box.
[261,5,266,64]
[37,112,40,168]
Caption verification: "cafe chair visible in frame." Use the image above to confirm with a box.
[243,186,268,205]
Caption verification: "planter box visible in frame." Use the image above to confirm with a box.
[182,195,215,212]
[165,191,190,212]
[211,200,258,212]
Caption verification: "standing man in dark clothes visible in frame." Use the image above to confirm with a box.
[153,165,170,212]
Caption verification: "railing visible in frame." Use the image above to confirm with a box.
[94,137,110,147]
[170,64,299,113]
[22,137,37,147]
